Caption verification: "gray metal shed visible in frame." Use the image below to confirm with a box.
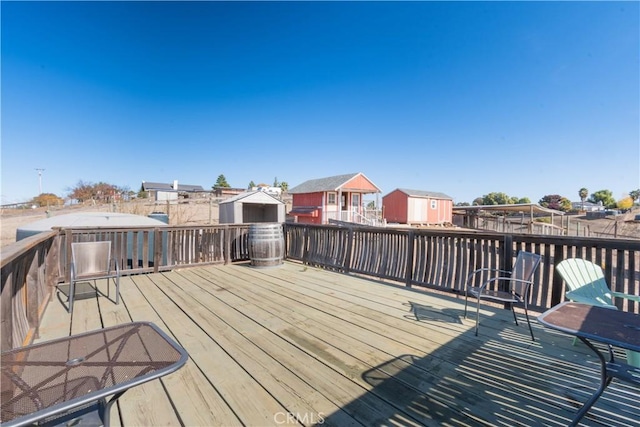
[16,212,168,241]
[219,191,285,224]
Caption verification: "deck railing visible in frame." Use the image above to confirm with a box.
[1,224,251,351]
[283,223,640,314]
[1,231,60,351]
[2,222,639,351]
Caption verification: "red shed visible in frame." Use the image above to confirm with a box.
[383,188,453,225]
[288,173,381,225]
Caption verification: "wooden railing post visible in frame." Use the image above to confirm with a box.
[302,226,309,265]
[344,226,354,274]
[64,228,73,284]
[26,250,40,335]
[1,265,14,351]
[224,225,231,265]
[46,234,61,297]
[405,230,415,287]
[153,228,161,273]
[500,234,514,305]
[550,243,566,307]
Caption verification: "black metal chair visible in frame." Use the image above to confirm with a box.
[464,251,541,340]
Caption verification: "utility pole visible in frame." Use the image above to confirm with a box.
[35,168,45,194]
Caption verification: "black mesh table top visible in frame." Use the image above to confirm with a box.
[1,322,188,427]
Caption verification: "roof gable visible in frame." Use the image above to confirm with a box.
[219,190,284,205]
[289,172,381,194]
[143,182,174,191]
[142,182,205,192]
[390,188,453,200]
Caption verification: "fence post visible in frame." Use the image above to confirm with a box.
[46,234,61,299]
[503,234,514,272]
[153,228,161,273]
[499,234,515,304]
[550,244,566,307]
[64,229,73,284]
[1,266,14,351]
[405,230,415,287]
[302,226,310,265]
[224,225,231,265]
[344,226,354,274]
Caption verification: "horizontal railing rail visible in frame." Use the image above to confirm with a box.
[58,224,252,282]
[284,223,640,314]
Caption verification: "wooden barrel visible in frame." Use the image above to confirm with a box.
[248,223,284,268]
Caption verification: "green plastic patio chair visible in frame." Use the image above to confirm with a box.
[555,258,640,367]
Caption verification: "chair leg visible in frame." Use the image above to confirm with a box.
[522,306,535,341]
[511,305,519,326]
[475,296,481,336]
[463,290,469,318]
[115,276,120,305]
[69,281,75,315]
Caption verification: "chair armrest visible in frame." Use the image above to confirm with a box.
[465,268,510,288]
[565,290,618,308]
[480,276,534,293]
[611,291,640,303]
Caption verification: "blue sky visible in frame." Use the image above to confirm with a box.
[2,1,639,205]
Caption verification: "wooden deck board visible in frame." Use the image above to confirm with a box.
[34,261,639,427]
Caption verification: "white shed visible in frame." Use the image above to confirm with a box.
[219,191,285,224]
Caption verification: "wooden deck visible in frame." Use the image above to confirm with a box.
[36,261,639,427]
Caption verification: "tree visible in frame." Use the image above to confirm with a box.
[214,174,230,188]
[68,180,94,203]
[630,189,640,204]
[516,197,531,204]
[138,183,148,199]
[67,180,121,203]
[588,189,616,209]
[273,177,280,188]
[578,188,588,211]
[30,193,63,208]
[248,180,256,190]
[617,197,634,211]
[279,181,289,193]
[480,192,518,205]
[539,194,571,212]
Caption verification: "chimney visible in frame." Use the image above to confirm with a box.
[173,180,178,190]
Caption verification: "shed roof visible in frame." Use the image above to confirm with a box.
[16,212,168,240]
[289,172,381,194]
[452,203,565,216]
[142,181,205,192]
[389,188,453,200]
[219,190,284,205]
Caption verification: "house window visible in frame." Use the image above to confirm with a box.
[431,200,437,209]
[327,193,337,204]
